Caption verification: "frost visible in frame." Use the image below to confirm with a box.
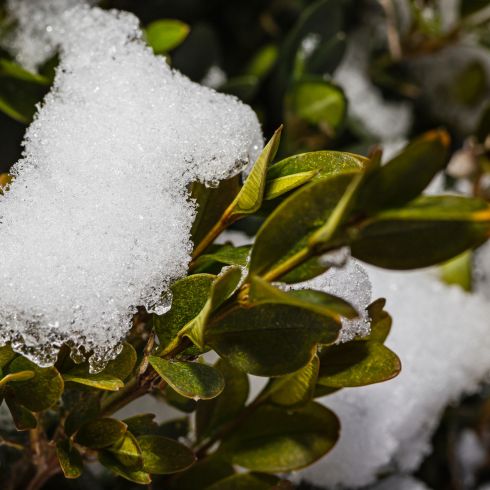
[293,257,372,343]
[0,2,262,371]
[300,265,490,488]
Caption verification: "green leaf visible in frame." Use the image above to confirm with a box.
[75,418,127,449]
[206,303,340,376]
[149,357,225,400]
[99,451,151,484]
[0,345,15,368]
[64,395,100,437]
[5,395,37,431]
[157,417,190,439]
[153,274,215,353]
[145,19,190,54]
[123,414,158,437]
[0,370,35,388]
[56,440,83,479]
[109,431,143,471]
[218,402,339,472]
[0,59,49,85]
[246,44,278,79]
[138,435,196,474]
[164,266,243,353]
[317,342,400,388]
[164,386,198,413]
[440,250,473,291]
[287,79,346,135]
[193,244,251,272]
[196,359,249,441]
[63,372,123,391]
[357,130,450,212]
[250,173,356,278]
[267,151,366,181]
[103,343,138,381]
[264,170,317,201]
[169,459,234,490]
[228,127,282,219]
[0,72,48,123]
[364,299,392,343]
[206,472,282,490]
[266,355,319,407]
[351,195,490,269]
[248,274,357,322]
[61,343,134,390]
[191,177,241,247]
[8,357,64,411]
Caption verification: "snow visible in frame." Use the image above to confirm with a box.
[300,262,490,488]
[295,258,373,343]
[0,1,262,371]
[369,475,432,490]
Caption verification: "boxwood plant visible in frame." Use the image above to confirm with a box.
[1,125,490,489]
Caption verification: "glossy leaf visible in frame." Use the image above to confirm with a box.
[228,127,282,219]
[154,274,214,352]
[264,170,317,200]
[138,435,196,474]
[191,176,241,246]
[440,250,473,291]
[288,79,346,134]
[5,395,37,431]
[193,244,251,272]
[250,173,356,277]
[164,266,242,353]
[218,402,340,472]
[351,195,490,269]
[99,451,151,484]
[357,130,450,212]
[267,151,366,181]
[63,372,123,391]
[102,343,138,381]
[8,357,64,411]
[0,370,34,388]
[364,299,392,343]
[149,357,225,400]
[267,355,319,407]
[145,19,190,54]
[196,359,249,440]
[0,345,16,369]
[317,342,400,388]
[56,440,83,479]
[64,395,100,437]
[248,274,357,321]
[123,414,158,437]
[206,303,340,376]
[109,431,143,470]
[75,418,127,449]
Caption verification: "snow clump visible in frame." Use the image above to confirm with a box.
[0,0,262,371]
